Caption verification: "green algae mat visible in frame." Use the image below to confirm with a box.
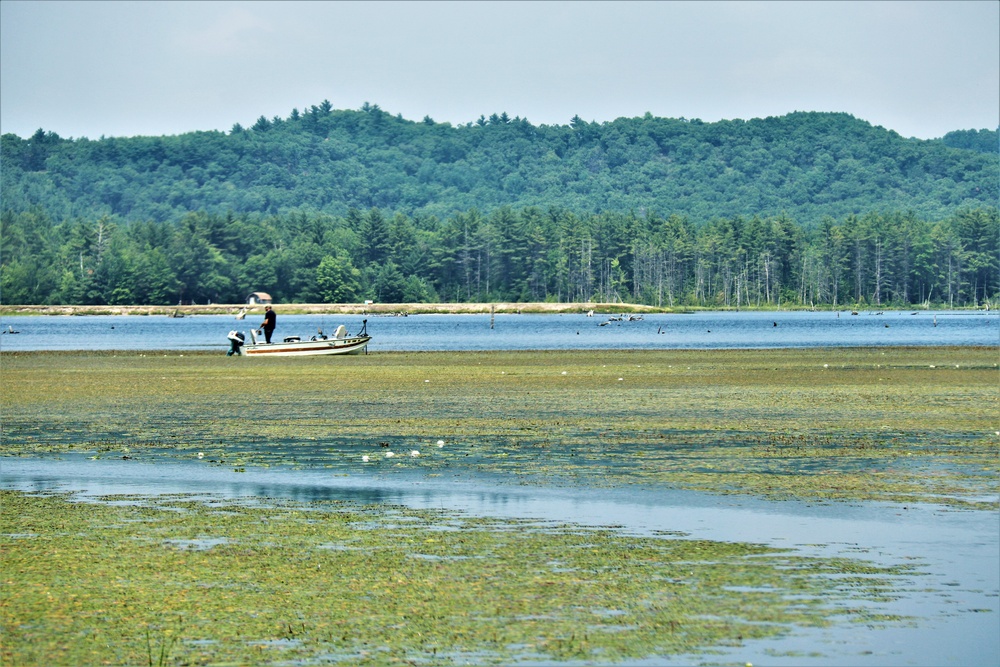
[2,491,919,666]
[3,347,997,506]
[2,347,998,665]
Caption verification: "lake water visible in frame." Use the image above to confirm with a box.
[1,309,997,352]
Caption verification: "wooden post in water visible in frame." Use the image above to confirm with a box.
[490,304,495,329]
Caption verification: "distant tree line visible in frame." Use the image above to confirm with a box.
[2,204,996,309]
[2,104,997,227]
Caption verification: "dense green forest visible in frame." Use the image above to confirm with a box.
[2,204,996,309]
[1,104,997,307]
[2,105,997,224]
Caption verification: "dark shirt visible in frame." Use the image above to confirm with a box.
[262,310,276,329]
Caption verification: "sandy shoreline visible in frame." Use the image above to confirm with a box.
[2,302,965,317]
[1,302,668,317]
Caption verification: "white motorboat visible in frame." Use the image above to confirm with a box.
[240,321,370,357]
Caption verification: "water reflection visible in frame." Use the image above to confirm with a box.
[2,453,996,559]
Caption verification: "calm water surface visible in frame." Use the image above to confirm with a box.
[1,310,997,352]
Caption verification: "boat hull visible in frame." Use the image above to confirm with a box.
[243,335,370,356]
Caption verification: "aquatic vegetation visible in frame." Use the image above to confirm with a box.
[2,348,996,507]
[1,490,921,666]
[1,348,996,664]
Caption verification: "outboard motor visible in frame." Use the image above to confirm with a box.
[227,330,245,356]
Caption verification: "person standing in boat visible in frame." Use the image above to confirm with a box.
[259,305,276,343]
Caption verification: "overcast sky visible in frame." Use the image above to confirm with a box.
[2,1,998,141]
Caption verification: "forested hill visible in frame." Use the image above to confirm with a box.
[2,105,997,225]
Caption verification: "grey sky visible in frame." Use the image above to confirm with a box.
[2,1,997,141]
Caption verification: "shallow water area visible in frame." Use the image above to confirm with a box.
[3,453,997,667]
